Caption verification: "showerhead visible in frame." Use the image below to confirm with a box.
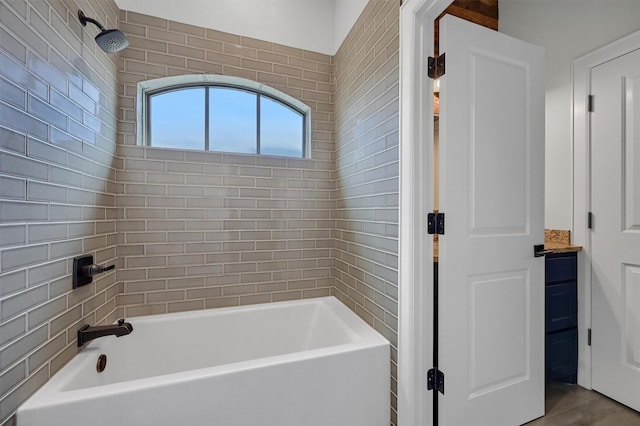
[78,10,129,53]
[94,29,129,53]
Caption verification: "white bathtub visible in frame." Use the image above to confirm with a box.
[17,296,390,426]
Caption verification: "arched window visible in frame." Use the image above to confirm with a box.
[137,75,311,158]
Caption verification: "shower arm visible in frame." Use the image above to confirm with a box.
[78,10,106,31]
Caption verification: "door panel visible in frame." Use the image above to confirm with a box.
[438,15,545,425]
[591,48,640,412]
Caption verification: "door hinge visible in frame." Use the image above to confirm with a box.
[428,53,446,79]
[427,212,445,235]
[587,212,593,229]
[588,95,594,112]
[427,368,445,394]
[588,328,592,346]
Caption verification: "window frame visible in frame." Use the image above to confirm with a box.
[137,75,312,158]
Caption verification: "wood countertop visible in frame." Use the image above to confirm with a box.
[433,229,582,261]
[544,242,582,253]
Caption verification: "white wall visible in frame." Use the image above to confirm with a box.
[114,0,367,55]
[499,0,640,230]
[334,0,369,52]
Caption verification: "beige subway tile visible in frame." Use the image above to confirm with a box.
[117,293,145,306]
[127,35,168,53]
[126,279,167,293]
[186,219,226,230]
[186,59,221,73]
[167,231,204,243]
[126,60,165,76]
[168,300,204,313]
[146,243,184,254]
[186,198,223,208]
[126,304,167,317]
[205,297,239,309]
[241,58,272,73]
[257,261,288,272]
[256,240,286,251]
[206,50,241,67]
[125,11,168,29]
[119,21,146,37]
[124,208,167,219]
[167,276,204,289]
[206,252,240,264]
[222,176,255,187]
[273,44,302,58]
[167,162,204,173]
[148,267,185,279]
[126,158,166,172]
[239,294,271,306]
[187,264,223,276]
[167,253,205,265]
[118,244,145,256]
[146,51,185,68]
[126,183,166,196]
[272,291,301,302]
[205,28,240,44]
[273,64,302,78]
[223,284,256,296]
[303,287,332,299]
[206,274,240,286]
[185,174,222,185]
[257,281,287,293]
[222,65,256,81]
[148,27,186,44]
[116,268,147,281]
[168,185,202,197]
[126,232,166,243]
[187,36,223,51]
[167,209,204,219]
[224,263,256,274]
[147,290,184,303]
[241,36,272,51]
[147,220,185,231]
[303,50,331,64]
[147,197,185,208]
[186,287,222,299]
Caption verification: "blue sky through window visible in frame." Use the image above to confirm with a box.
[150,88,205,150]
[260,97,304,157]
[209,88,257,155]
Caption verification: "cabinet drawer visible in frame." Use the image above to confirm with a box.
[546,282,577,333]
[546,253,577,284]
[546,328,578,383]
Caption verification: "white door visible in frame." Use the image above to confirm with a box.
[591,48,640,412]
[437,15,545,425]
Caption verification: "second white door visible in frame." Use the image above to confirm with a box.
[591,47,640,413]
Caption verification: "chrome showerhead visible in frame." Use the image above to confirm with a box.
[78,10,129,53]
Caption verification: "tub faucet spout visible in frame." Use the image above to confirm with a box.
[77,319,133,347]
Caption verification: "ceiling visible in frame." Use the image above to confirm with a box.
[114,0,368,55]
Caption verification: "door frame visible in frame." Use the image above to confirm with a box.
[398,0,451,424]
[572,29,640,390]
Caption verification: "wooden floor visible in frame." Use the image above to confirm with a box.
[525,382,640,425]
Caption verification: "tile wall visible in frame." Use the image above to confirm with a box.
[115,11,336,314]
[0,0,121,424]
[333,1,400,423]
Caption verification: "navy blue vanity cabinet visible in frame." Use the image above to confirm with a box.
[545,252,578,383]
